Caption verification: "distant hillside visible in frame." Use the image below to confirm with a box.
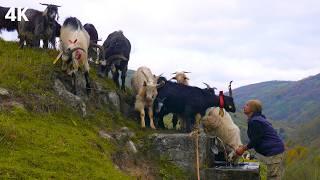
[293,116,320,147]
[125,69,135,88]
[233,73,320,122]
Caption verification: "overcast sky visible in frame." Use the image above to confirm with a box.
[1,0,320,90]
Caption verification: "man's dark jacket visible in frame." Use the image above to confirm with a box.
[247,112,285,156]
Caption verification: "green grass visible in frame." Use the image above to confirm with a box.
[0,39,187,179]
[0,108,130,179]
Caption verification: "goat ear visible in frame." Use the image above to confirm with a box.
[143,81,147,87]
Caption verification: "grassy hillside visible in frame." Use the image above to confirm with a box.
[233,74,320,122]
[0,39,187,179]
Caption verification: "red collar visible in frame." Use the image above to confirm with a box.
[219,91,224,108]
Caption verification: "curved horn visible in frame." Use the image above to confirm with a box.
[203,82,211,89]
[156,81,165,88]
[228,80,233,97]
[40,3,61,7]
[90,42,105,56]
[67,47,85,57]
[172,72,177,75]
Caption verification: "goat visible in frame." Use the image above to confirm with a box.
[99,30,131,91]
[202,107,242,162]
[18,3,60,49]
[155,79,236,132]
[0,6,18,32]
[83,23,100,63]
[131,66,162,129]
[48,20,61,49]
[54,17,91,95]
[171,71,191,85]
[165,71,191,130]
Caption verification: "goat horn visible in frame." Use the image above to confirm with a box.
[68,47,85,57]
[90,42,105,62]
[172,72,177,75]
[53,51,63,64]
[183,71,191,73]
[156,81,165,88]
[90,42,104,55]
[203,82,211,89]
[40,3,61,7]
[228,80,233,97]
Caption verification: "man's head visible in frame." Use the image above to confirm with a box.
[243,99,262,118]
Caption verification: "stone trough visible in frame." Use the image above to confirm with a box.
[150,133,260,180]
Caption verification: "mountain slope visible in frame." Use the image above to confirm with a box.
[233,74,320,122]
[0,39,186,179]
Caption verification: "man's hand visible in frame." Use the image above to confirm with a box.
[235,145,248,156]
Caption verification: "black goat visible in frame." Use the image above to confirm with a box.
[99,30,131,91]
[84,23,99,61]
[48,20,61,49]
[0,6,18,32]
[18,3,60,49]
[154,78,236,132]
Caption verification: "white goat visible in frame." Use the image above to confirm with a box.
[131,66,160,129]
[172,71,190,85]
[54,17,91,94]
[202,107,242,161]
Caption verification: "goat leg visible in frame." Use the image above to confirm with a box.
[156,114,165,129]
[84,71,91,95]
[72,72,77,95]
[148,107,156,129]
[121,65,127,91]
[140,108,146,128]
[112,69,120,88]
[172,114,178,129]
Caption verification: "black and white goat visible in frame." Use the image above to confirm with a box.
[54,17,91,95]
[18,3,60,49]
[99,30,131,91]
[0,6,18,32]
[155,79,236,132]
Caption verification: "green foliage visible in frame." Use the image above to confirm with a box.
[284,146,320,180]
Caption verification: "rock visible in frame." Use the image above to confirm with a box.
[0,101,25,110]
[0,87,9,98]
[53,79,87,117]
[113,127,136,142]
[126,140,138,154]
[120,127,135,138]
[107,91,120,111]
[98,130,113,140]
[150,133,207,172]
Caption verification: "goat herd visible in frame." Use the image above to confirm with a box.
[0,4,239,138]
